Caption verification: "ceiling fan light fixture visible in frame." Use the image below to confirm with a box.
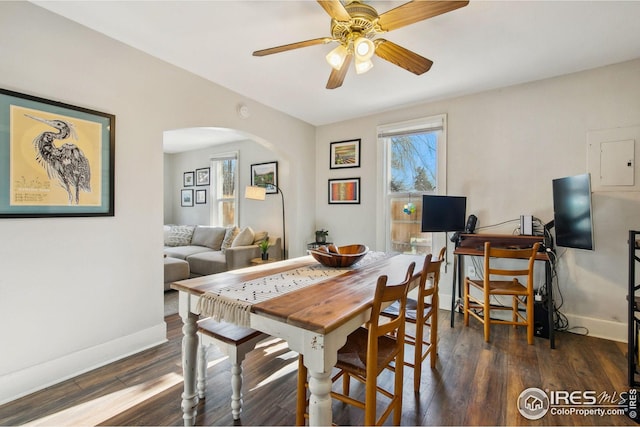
[355,58,374,74]
[326,44,349,70]
[354,37,375,61]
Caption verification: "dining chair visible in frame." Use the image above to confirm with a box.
[296,262,416,426]
[197,318,268,420]
[463,241,540,344]
[380,247,445,393]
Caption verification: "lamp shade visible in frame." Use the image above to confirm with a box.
[326,44,348,70]
[244,185,266,201]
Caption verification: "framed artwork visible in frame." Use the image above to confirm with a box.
[196,167,210,186]
[196,189,207,204]
[181,189,194,207]
[328,178,360,204]
[0,88,115,217]
[251,161,278,194]
[330,138,360,169]
[183,171,194,187]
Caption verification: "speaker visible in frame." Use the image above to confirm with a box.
[534,300,550,339]
[465,214,477,233]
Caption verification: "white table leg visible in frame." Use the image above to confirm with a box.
[180,298,199,426]
[307,369,332,426]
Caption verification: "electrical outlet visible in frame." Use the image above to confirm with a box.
[467,266,476,278]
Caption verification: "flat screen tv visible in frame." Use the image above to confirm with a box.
[421,195,467,232]
[552,173,594,250]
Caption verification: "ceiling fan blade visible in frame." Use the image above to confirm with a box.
[378,0,469,31]
[375,39,433,75]
[326,54,353,89]
[317,0,351,22]
[253,37,332,56]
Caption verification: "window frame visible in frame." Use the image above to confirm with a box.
[209,151,239,227]
[377,114,448,253]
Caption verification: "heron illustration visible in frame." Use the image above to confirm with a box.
[25,114,91,205]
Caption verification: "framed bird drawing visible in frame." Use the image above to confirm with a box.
[0,88,115,217]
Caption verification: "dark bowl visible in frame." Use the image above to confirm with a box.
[308,244,369,268]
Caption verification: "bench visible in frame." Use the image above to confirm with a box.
[197,318,268,420]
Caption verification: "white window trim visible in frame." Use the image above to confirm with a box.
[376,114,448,252]
[209,151,239,227]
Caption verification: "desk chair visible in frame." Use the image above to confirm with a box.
[380,247,445,393]
[463,242,540,344]
[296,262,416,426]
[197,318,268,420]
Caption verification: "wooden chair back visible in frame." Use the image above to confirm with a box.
[483,242,540,291]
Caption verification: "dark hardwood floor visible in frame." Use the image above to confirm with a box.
[0,310,635,426]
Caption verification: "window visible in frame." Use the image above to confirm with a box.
[378,115,447,254]
[209,152,238,227]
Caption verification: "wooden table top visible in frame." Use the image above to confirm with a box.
[171,253,424,335]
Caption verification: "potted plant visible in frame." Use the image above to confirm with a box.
[315,229,329,244]
[258,239,270,260]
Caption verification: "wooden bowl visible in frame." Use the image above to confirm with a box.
[308,244,369,268]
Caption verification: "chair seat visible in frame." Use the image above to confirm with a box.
[381,298,433,323]
[336,327,399,378]
[197,318,264,346]
[467,278,528,295]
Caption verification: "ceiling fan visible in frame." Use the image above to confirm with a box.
[253,0,469,89]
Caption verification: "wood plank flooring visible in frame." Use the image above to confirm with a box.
[0,309,635,426]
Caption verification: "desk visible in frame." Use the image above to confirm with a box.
[451,234,554,348]
[171,253,423,426]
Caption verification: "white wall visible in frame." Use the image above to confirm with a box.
[316,58,640,342]
[0,2,315,404]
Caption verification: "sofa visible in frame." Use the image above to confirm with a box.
[163,224,282,290]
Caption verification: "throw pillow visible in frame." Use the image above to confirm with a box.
[191,226,226,250]
[221,226,239,253]
[165,225,195,247]
[253,231,269,245]
[231,226,255,248]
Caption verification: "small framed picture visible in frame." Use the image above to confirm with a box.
[328,178,360,204]
[196,167,210,186]
[251,161,278,194]
[181,189,193,207]
[183,171,194,187]
[196,189,207,204]
[330,139,360,169]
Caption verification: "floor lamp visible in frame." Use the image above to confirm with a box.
[245,184,286,260]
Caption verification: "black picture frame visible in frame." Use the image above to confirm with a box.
[328,177,360,204]
[0,88,115,217]
[250,161,278,194]
[330,139,361,169]
[181,189,194,207]
[196,167,210,186]
[183,171,194,187]
[196,189,207,204]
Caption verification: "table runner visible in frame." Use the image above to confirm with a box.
[196,251,388,327]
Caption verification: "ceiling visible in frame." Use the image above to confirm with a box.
[31,0,640,148]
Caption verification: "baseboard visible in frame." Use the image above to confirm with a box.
[439,292,627,343]
[0,321,168,405]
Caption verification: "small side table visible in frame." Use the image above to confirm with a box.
[307,242,333,250]
[250,257,279,266]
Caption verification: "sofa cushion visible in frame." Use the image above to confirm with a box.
[164,245,212,260]
[187,251,228,276]
[165,225,195,247]
[232,226,255,247]
[253,231,268,245]
[164,257,190,291]
[221,226,239,253]
[191,226,226,250]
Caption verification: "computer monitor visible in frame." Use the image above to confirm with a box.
[552,173,594,250]
[421,195,467,232]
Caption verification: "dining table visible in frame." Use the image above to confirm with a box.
[171,251,424,426]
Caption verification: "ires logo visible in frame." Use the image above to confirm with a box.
[549,390,597,405]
